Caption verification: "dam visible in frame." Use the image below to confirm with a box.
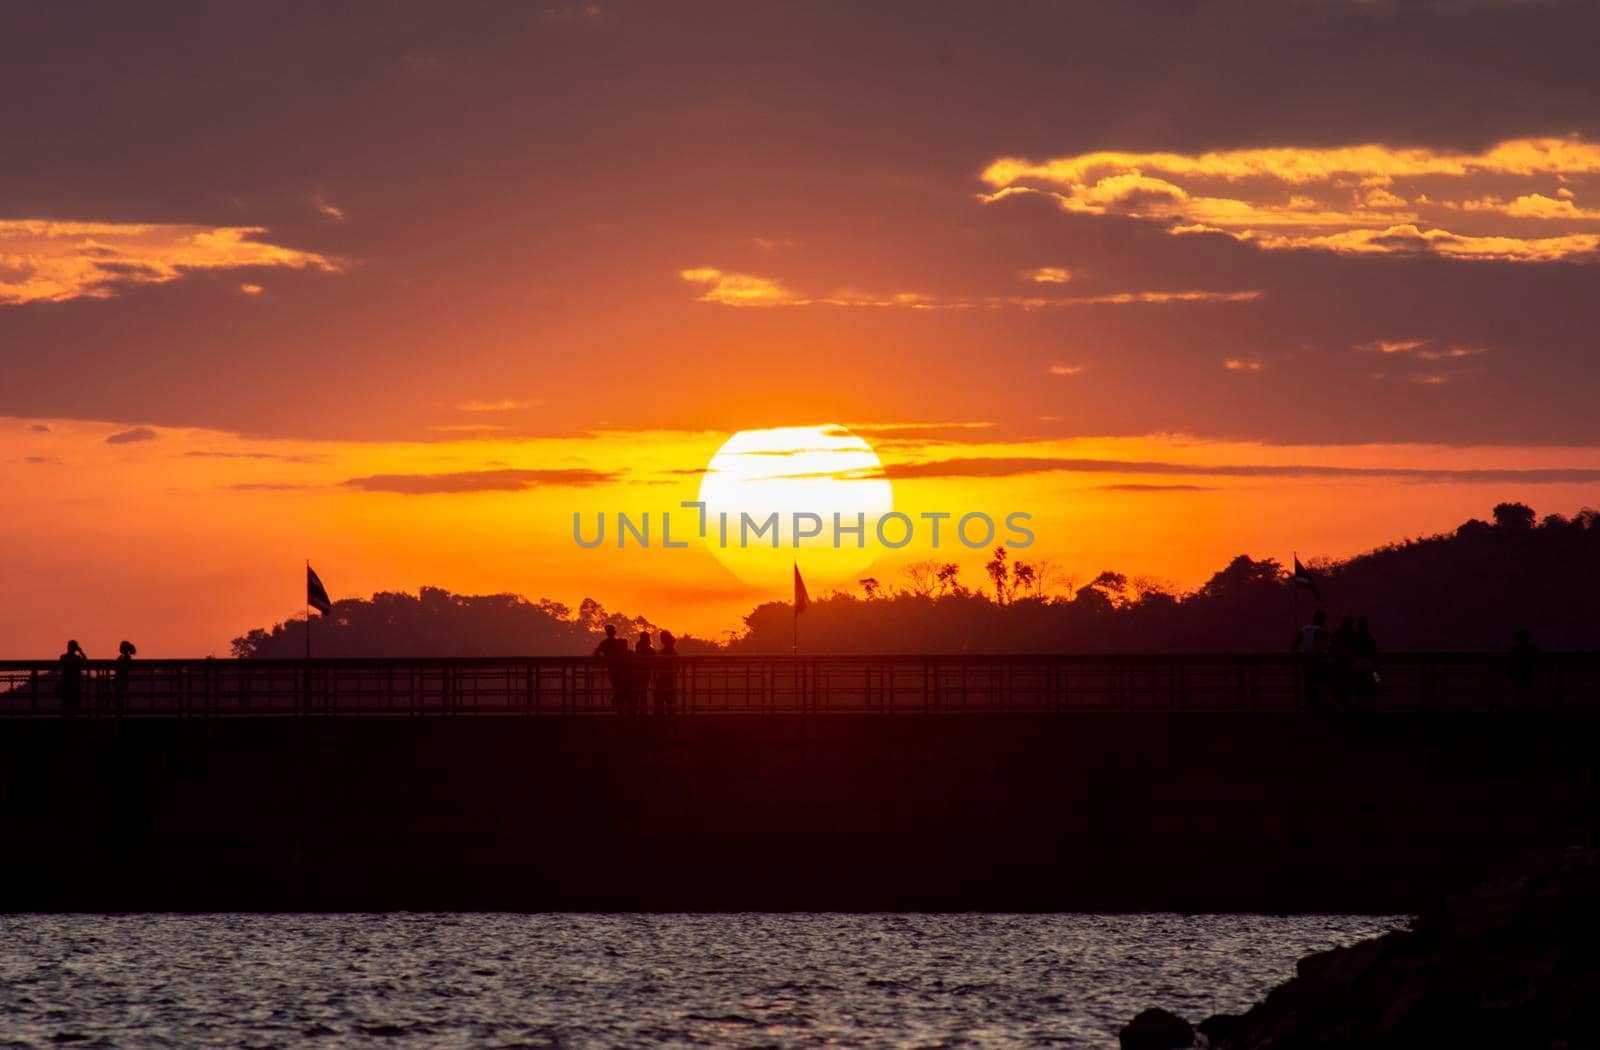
[2,653,1596,912]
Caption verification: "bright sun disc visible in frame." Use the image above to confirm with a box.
[697,424,894,588]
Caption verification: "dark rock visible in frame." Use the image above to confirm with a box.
[1215,847,1600,1049]
[1119,1007,1196,1049]
[1195,1013,1240,1045]
[1118,849,1600,1050]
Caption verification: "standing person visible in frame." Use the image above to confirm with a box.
[1353,617,1378,711]
[1329,615,1357,709]
[113,640,137,716]
[57,640,87,717]
[1292,610,1330,711]
[654,631,679,716]
[594,625,630,714]
[631,633,655,715]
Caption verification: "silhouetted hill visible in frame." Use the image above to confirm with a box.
[232,504,1598,656]
[230,588,691,658]
[729,502,1599,653]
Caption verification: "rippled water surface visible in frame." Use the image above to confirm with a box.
[0,913,1399,1048]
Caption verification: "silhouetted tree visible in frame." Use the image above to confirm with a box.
[859,577,882,600]
[985,547,1011,605]
[1494,502,1536,530]
[225,504,1600,659]
[1013,561,1037,598]
[231,586,664,658]
[902,560,939,597]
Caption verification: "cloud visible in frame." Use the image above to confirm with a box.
[1358,338,1491,363]
[310,193,346,221]
[238,283,263,296]
[823,422,997,443]
[679,267,802,306]
[1364,338,1429,354]
[1023,266,1073,284]
[867,456,1600,484]
[1458,193,1600,220]
[1418,346,1488,361]
[24,455,62,465]
[1240,224,1600,261]
[184,450,322,463]
[453,398,543,412]
[104,426,157,445]
[682,269,1258,309]
[226,481,313,491]
[1054,290,1260,305]
[0,220,343,305]
[1224,359,1263,371]
[30,423,49,432]
[982,136,1600,262]
[1048,363,1085,376]
[342,468,618,493]
[1098,483,1216,492]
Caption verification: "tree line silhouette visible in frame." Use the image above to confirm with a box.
[230,503,1600,657]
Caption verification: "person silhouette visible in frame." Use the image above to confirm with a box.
[1292,610,1330,711]
[1508,628,1538,696]
[594,625,631,714]
[57,639,87,717]
[630,633,655,715]
[653,630,678,716]
[1329,615,1357,708]
[1353,617,1378,710]
[114,640,136,716]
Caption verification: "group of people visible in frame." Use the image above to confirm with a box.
[1292,611,1380,710]
[593,625,679,715]
[55,639,138,716]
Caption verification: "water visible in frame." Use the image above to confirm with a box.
[0,913,1399,1048]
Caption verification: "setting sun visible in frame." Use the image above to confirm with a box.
[696,424,893,589]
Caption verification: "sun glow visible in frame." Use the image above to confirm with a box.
[696,425,894,589]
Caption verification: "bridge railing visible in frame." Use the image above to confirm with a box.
[1,652,1594,717]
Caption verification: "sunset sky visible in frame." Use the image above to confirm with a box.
[5,0,1600,656]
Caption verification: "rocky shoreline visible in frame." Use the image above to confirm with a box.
[1120,848,1600,1049]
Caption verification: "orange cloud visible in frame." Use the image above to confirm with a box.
[0,220,342,305]
[982,138,1600,188]
[983,136,1600,262]
[1241,224,1600,262]
[453,398,543,412]
[682,269,1259,309]
[679,267,800,306]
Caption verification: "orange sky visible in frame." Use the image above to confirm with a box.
[3,3,1599,655]
[6,416,1598,656]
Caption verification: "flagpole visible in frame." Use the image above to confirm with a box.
[1290,550,1299,639]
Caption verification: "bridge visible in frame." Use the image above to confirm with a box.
[3,650,1597,911]
[2,651,1593,716]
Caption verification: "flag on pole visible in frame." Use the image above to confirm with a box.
[307,564,334,615]
[1291,554,1320,600]
[793,563,810,614]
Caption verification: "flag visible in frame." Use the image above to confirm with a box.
[1291,554,1320,600]
[307,564,333,615]
[793,563,810,615]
